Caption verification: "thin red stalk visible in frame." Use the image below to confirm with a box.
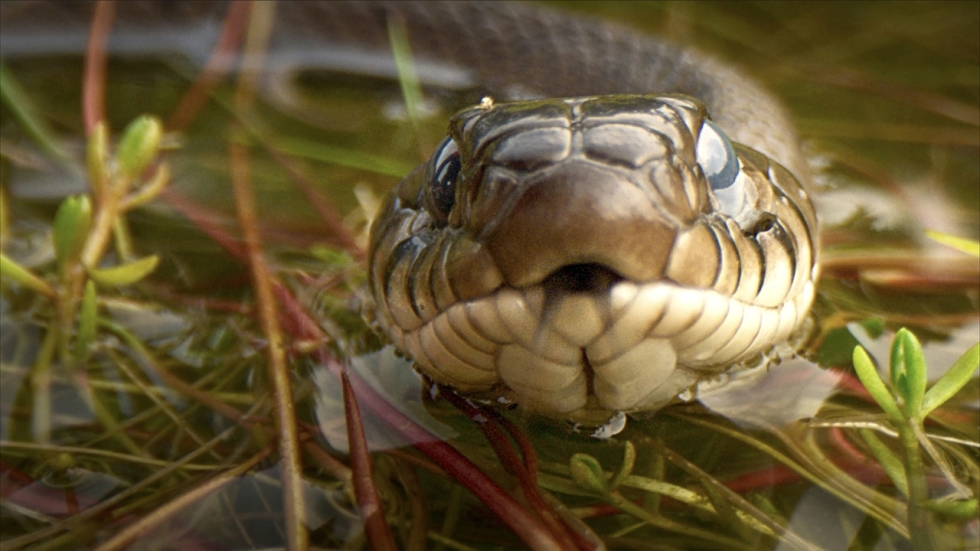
[383,448,446,477]
[494,411,539,478]
[272,282,330,341]
[264,147,364,258]
[316,350,566,551]
[168,1,252,132]
[828,426,872,466]
[229,138,308,550]
[341,369,398,550]
[162,0,361,256]
[83,0,115,135]
[495,414,600,551]
[228,4,308,546]
[159,188,248,259]
[722,464,804,494]
[301,440,353,483]
[440,390,588,550]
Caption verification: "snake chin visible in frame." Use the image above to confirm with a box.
[375,277,815,419]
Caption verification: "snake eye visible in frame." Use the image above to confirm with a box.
[696,120,739,190]
[429,137,461,217]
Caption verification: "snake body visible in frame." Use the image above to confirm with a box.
[0,1,819,419]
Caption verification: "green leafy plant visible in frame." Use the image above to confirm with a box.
[852,328,979,550]
[0,115,171,443]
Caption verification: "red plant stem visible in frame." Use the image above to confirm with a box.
[341,370,398,550]
[230,136,308,550]
[167,1,252,132]
[495,413,600,551]
[316,351,568,551]
[828,425,872,466]
[162,0,363,257]
[263,147,365,258]
[158,188,248,259]
[440,390,593,550]
[722,464,804,494]
[83,0,115,135]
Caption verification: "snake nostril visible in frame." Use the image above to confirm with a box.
[543,263,624,294]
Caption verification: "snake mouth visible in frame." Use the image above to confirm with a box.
[542,263,625,295]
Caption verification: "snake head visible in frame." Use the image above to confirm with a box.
[368,94,818,418]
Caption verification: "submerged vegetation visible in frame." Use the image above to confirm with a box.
[1,1,977,550]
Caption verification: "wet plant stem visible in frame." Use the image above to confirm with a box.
[29,326,58,443]
[901,421,934,551]
[79,188,123,272]
[56,190,122,359]
[605,490,755,551]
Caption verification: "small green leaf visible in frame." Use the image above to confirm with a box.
[122,162,170,209]
[87,255,159,286]
[925,230,980,257]
[609,441,636,490]
[920,498,978,519]
[53,195,92,276]
[115,115,162,180]
[859,429,908,497]
[73,280,98,363]
[0,253,57,298]
[569,453,609,494]
[893,329,926,417]
[920,343,980,418]
[852,345,904,423]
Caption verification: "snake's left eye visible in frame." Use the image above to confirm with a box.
[696,120,739,190]
[429,137,461,216]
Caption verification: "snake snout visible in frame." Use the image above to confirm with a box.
[484,161,676,287]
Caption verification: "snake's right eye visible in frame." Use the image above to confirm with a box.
[429,138,461,217]
[696,120,739,191]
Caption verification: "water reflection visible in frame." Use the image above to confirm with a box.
[313,347,456,453]
[698,358,844,429]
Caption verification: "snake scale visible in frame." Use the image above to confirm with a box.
[0,1,819,420]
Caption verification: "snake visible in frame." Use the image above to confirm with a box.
[0,1,819,420]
